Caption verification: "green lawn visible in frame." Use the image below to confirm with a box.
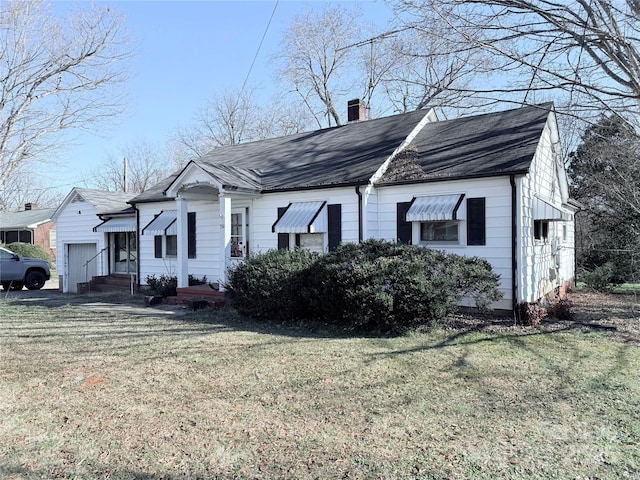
[1,293,638,479]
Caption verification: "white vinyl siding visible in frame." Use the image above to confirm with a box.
[376,177,514,309]
[251,188,359,253]
[517,117,574,303]
[138,200,220,285]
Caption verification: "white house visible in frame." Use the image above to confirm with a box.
[55,102,578,310]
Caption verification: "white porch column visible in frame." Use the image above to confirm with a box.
[219,193,231,291]
[176,195,189,288]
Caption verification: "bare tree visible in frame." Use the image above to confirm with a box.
[393,0,640,124]
[376,23,491,114]
[251,96,313,140]
[0,0,132,203]
[172,88,256,158]
[0,166,64,211]
[276,5,366,127]
[172,89,312,160]
[84,139,169,194]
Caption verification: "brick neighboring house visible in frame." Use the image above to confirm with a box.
[0,204,57,263]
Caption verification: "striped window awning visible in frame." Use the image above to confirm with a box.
[533,197,569,221]
[142,210,177,235]
[93,217,136,233]
[406,194,465,222]
[272,201,327,234]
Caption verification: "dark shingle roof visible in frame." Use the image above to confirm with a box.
[0,208,56,229]
[131,103,553,203]
[399,103,552,183]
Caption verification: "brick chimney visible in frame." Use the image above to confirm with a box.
[24,202,37,211]
[347,98,369,123]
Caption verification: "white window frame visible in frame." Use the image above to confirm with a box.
[165,235,178,258]
[418,220,461,245]
[231,208,247,259]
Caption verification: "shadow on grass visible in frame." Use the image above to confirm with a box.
[0,465,242,480]
[2,289,637,348]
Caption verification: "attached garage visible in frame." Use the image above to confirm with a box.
[66,243,97,293]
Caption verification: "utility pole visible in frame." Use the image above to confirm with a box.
[123,157,128,193]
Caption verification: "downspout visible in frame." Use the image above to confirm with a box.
[135,205,141,289]
[510,174,518,316]
[355,186,363,242]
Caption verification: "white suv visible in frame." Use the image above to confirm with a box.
[0,247,51,291]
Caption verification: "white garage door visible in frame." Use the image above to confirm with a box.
[67,243,97,293]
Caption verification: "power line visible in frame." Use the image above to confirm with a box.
[239,0,279,98]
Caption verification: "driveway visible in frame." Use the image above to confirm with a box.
[1,280,187,316]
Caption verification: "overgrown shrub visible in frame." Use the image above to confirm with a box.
[581,262,624,291]
[145,274,177,297]
[515,301,547,327]
[548,299,574,320]
[226,240,503,334]
[225,248,318,321]
[3,242,52,266]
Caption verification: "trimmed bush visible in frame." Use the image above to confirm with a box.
[225,248,318,321]
[303,240,503,333]
[226,240,503,334]
[2,242,52,266]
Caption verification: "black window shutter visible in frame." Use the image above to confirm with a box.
[276,207,289,250]
[187,212,196,258]
[467,197,486,246]
[397,202,412,245]
[327,204,342,252]
[154,235,162,258]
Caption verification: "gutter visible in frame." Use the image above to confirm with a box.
[510,174,518,315]
[135,205,141,289]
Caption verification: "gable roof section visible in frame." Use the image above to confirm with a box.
[52,188,135,221]
[382,103,553,184]
[0,208,56,229]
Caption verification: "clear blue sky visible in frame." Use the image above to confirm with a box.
[49,0,393,194]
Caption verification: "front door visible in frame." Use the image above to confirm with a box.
[113,232,137,274]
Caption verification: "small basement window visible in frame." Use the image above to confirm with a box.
[420,221,459,243]
[534,220,549,240]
